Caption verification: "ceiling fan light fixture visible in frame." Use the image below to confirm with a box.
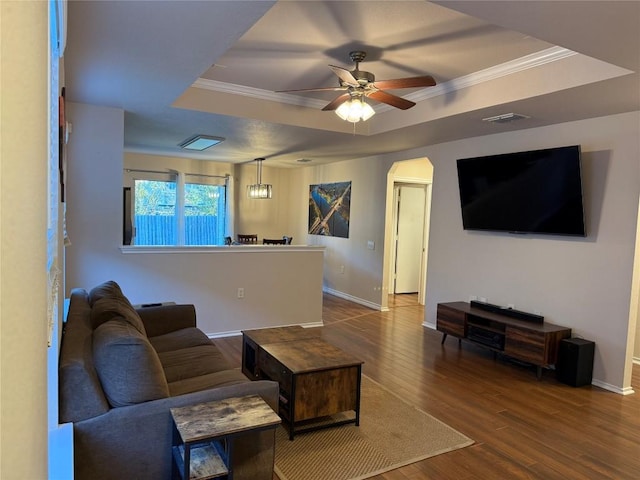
[335,97,375,123]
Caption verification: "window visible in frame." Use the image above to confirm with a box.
[184,183,226,245]
[130,176,227,246]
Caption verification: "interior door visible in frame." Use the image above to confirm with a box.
[394,185,426,294]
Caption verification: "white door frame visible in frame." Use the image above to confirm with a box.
[381,158,433,311]
[389,184,428,295]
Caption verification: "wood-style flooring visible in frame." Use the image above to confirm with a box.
[214,293,640,479]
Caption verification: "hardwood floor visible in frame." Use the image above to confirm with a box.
[214,293,640,479]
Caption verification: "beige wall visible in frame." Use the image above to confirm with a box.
[303,112,639,393]
[633,196,640,364]
[421,113,639,393]
[0,1,49,478]
[234,161,297,240]
[66,103,324,335]
[289,156,392,308]
[116,247,324,334]
[67,104,639,393]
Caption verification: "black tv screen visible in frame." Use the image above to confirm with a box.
[456,145,586,236]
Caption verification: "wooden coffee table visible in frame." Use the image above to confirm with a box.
[242,327,363,440]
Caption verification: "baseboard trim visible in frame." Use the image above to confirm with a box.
[323,287,382,311]
[591,379,635,395]
[207,321,323,339]
[422,321,437,330]
[633,356,640,366]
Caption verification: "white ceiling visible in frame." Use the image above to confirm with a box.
[64,1,640,168]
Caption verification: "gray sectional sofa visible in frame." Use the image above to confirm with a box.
[59,280,279,480]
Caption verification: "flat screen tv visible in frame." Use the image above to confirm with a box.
[456,145,586,236]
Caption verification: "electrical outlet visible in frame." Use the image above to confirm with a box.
[479,297,487,303]
[340,265,345,274]
[469,295,478,302]
[237,287,244,299]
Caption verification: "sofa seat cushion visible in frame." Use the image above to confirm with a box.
[93,318,169,407]
[168,369,248,396]
[149,327,213,353]
[158,344,232,383]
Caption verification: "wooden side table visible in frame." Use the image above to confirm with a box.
[171,395,281,480]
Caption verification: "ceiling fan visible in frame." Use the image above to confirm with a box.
[277,50,437,113]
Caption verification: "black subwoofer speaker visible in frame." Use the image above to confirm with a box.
[556,338,595,387]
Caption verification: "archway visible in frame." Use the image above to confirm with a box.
[381,158,434,311]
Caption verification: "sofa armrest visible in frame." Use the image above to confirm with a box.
[135,304,196,337]
[72,379,279,480]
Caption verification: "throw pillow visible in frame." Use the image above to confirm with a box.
[93,318,169,407]
[91,296,147,335]
[88,280,125,306]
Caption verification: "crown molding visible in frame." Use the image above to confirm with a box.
[410,46,575,102]
[376,46,576,113]
[192,78,328,109]
[192,47,576,114]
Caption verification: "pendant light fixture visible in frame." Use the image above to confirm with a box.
[247,157,272,199]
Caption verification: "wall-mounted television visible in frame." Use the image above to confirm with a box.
[456,145,586,236]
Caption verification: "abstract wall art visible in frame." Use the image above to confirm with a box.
[308,181,351,238]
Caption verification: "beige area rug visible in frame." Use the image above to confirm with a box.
[274,375,474,480]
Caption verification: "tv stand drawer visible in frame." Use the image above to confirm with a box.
[436,304,465,337]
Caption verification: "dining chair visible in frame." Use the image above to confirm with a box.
[263,238,287,245]
[237,234,258,244]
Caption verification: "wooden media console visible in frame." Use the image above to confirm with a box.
[437,301,571,378]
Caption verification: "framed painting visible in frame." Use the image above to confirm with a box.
[308,181,351,238]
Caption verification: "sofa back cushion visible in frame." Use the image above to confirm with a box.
[88,280,147,336]
[88,280,125,305]
[93,318,169,407]
[59,289,110,423]
[91,296,146,335]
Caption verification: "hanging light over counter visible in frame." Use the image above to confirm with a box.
[247,157,272,199]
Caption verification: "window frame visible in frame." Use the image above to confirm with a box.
[127,171,228,247]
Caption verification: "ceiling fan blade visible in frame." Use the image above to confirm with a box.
[322,93,351,111]
[276,86,347,93]
[372,75,436,90]
[368,90,416,110]
[329,65,359,87]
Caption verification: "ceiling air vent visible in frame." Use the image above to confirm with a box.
[482,113,530,124]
